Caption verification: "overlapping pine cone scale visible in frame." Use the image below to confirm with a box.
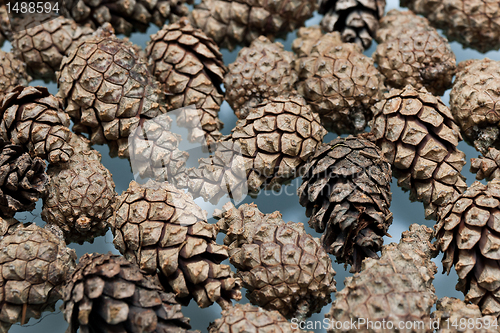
[294,31,385,134]
[471,148,500,181]
[186,94,327,203]
[57,24,166,158]
[0,139,47,218]
[327,224,438,333]
[0,85,74,164]
[436,179,500,318]
[224,36,298,119]
[109,180,242,309]
[12,16,94,81]
[214,202,336,320]
[298,135,393,272]
[0,217,76,333]
[0,50,31,98]
[0,6,12,47]
[450,58,500,154]
[369,85,467,220]
[374,9,456,96]
[146,18,225,147]
[318,0,385,50]
[41,148,117,245]
[189,0,316,50]
[62,252,198,333]
[292,26,324,58]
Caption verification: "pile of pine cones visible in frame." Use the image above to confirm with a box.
[0,0,500,332]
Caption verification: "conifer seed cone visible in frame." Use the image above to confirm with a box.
[471,148,500,181]
[0,50,31,99]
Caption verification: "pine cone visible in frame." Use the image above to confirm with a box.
[298,135,393,272]
[187,94,327,203]
[146,18,225,147]
[369,85,467,220]
[292,26,326,58]
[295,32,385,134]
[471,148,500,181]
[62,253,197,333]
[327,224,438,333]
[110,180,242,308]
[0,5,12,47]
[432,297,498,333]
[450,58,500,154]
[0,85,74,164]
[61,0,192,35]
[436,179,500,317]
[214,202,336,320]
[0,50,31,98]
[209,303,311,333]
[373,10,456,96]
[0,218,76,332]
[189,0,316,50]
[11,16,94,81]
[57,24,165,158]
[41,149,116,245]
[224,36,298,119]
[318,0,385,50]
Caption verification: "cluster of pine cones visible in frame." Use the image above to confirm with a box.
[0,0,499,332]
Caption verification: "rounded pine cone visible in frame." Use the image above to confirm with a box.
[146,18,226,147]
[0,50,31,98]
[292,26,325,58]
[374,10,456,96]
[0,139,47,218]
[0,85,74,164]
[189,0,316,50]
[436,180,500,318]
[370,85,467,220]
[0,218,76,332]
[62,253,197,333]
[110,180,242,309]
[41,149,116,244]
[57,24,165,158]
[298,135,393,272]
[215,202,336,320]
[224,36,298,119]
[327,224,438,333]
[295,32,385,134]
[471,148,500,181]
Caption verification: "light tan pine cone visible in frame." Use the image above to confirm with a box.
[214,202,336,320]
[471,148,500,181]
[292,26,327,58]
[369,85,467,220]
[189,0,316,50]
[0,5,12,47]
[298,135,393,272]
[110,180,242,309]
[146,18,225,147]
[327,224,438,333]
[57,24,166,158]
[436,179,500,318]
[374,10,456,96]
[224,36,298,119]
[0,50,31,98]
[0,218,76,332]
[295,31,385,134]
[62,252,198,333]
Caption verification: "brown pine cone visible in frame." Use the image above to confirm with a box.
[0,50,31,98]
[0,5,12,47]
[0,85,74,164]
[292,26,327,58]
[214,202,336,320]
[319,0,385,50]
[471,148,500,181]
[57,24,166,158]
[327,224,438,333]
[0,218,76,332]
[62,253,197,333]
[186,94,327,203]
[189,0,316,50]
[436,180,500,318]
[110,180,242,309]
[450,58,500,154]
[224,36,298,119]
[146,18,225,147]
[11,16,94,81]
[295,32,385,134]
[41,149,116,245]
[209,303,312,333]
[370,85,467,220]
[374,10,456,96]
[298,135,393,272]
